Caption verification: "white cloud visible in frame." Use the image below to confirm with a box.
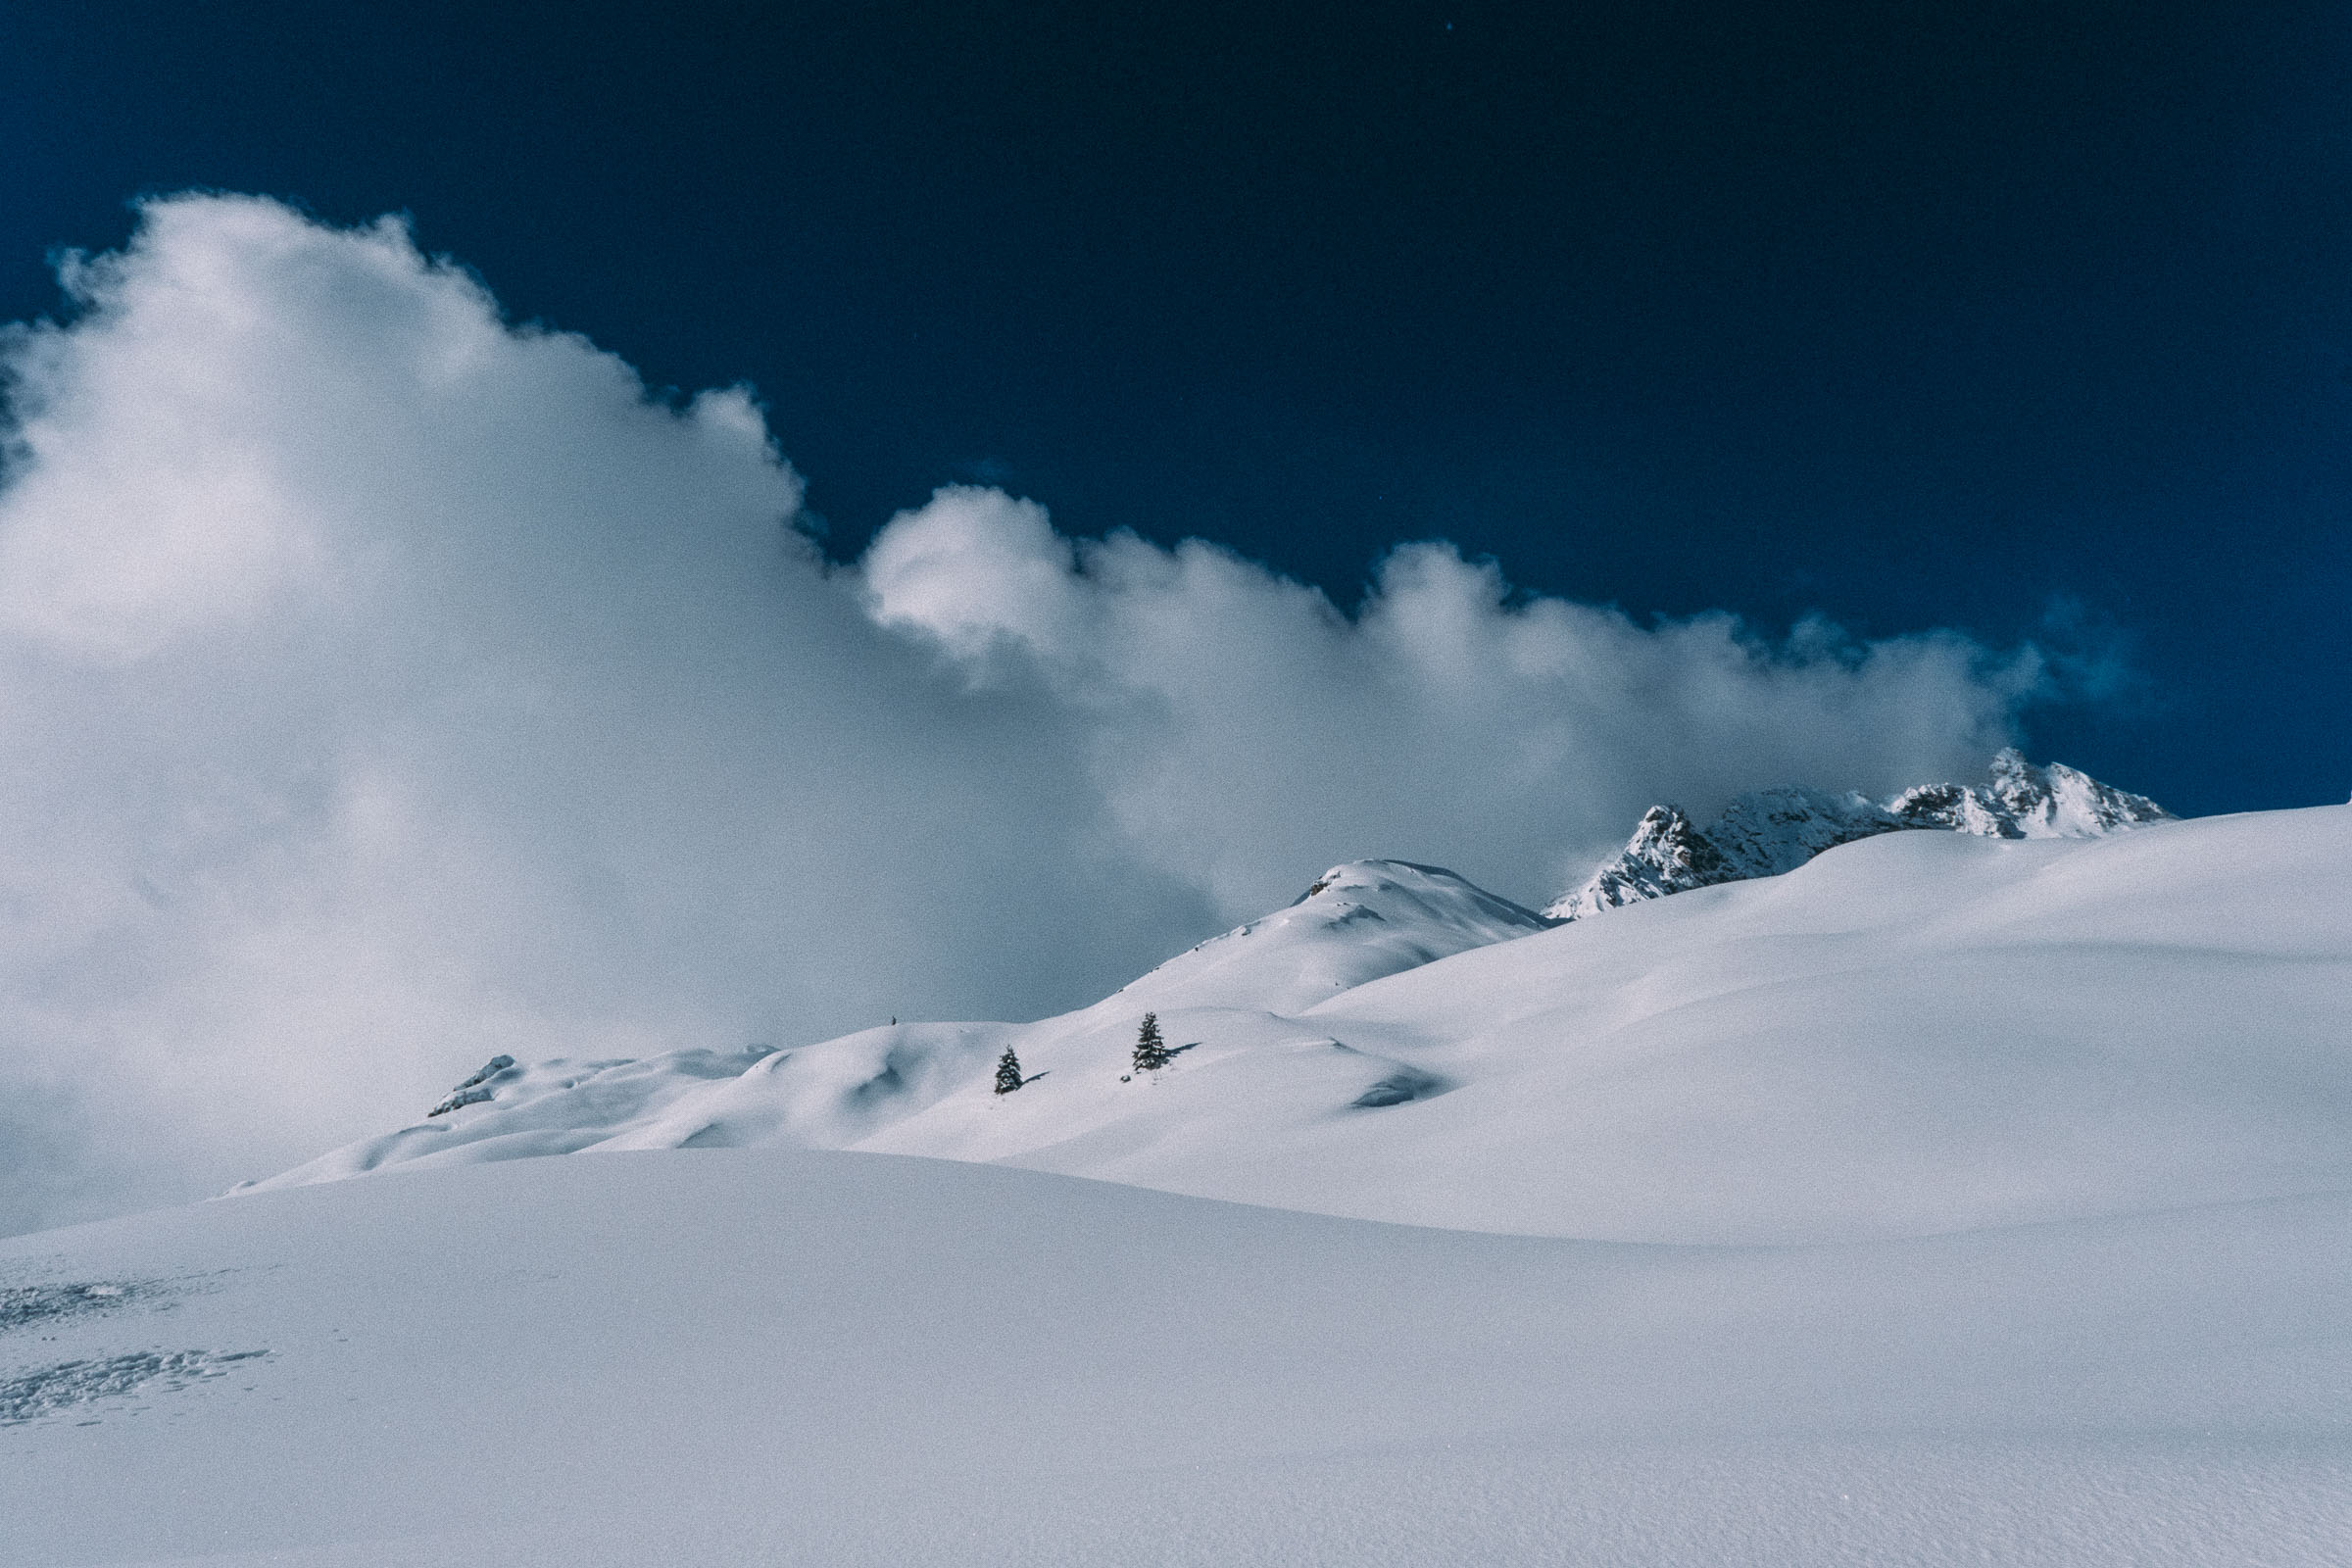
[864,488,2038,913]
[0,195,2048,1232]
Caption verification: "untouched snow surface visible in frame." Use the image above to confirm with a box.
[257,808,2352,1245]
[7,1151,2352,1566]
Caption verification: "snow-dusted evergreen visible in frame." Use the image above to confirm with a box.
[1130,1013,1174,1074]
[1544,749,2171,920]
[992,1048,1025,1095]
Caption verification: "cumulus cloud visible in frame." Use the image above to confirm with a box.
[0,195,2050,1232]
[863,487,2038,914]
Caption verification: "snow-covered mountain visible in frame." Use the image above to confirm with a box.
[248,858,1553,1198]
[15,796,2352,1566]
[1544,749,2170,920]
[247,801,2350,1246]
[1888,747,2175,837]
[1095,858,1555,1015]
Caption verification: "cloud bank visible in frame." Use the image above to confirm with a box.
[0,196,2047,1231]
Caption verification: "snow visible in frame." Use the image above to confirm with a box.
[248,858,1552,1197]
[7,800,2350,1563]
[1544,749,2172,919]
[1098,858,1555,1012]
[1892,749,2173,839]
[251,807,2352,1246]
[7,1150,2352,1566]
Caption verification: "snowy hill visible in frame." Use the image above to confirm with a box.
[250,804,2352,1246]
[11,801,2352,1565]
[249,858,1551,1195]
[1544,749,2170,919]
[1089,858,1555,1014]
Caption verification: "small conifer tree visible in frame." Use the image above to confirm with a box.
[1132,1012,1174,1073]
[994,1047,1025,1095]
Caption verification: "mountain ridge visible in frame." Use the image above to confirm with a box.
[1544,748,2172,920]
[238,801,2352,1249]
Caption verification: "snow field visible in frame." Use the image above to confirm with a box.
[6,1149,2352,1566]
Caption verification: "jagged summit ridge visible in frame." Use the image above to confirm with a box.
[1890,749,2172,839]
[1550,805,1730,914]
[1545,749,2171,920]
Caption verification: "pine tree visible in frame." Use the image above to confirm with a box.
[1132,1012,1174,1074]
[994,1047,1025,1095]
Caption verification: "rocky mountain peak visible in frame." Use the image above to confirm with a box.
[1891,748,2170,840]
[1546,753,2171,921]
[1544,806,1732,920]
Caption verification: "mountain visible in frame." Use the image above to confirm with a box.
[1888,747,2176,837]
[246,804,2351,1247]
[1097,858,1555,1015]
[247,858,1553,1196]
[11,801,2352,1566]
[1546,788,1894,921]
[1544,748,2171,920]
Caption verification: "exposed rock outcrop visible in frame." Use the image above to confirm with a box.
[1545,750,2171,920]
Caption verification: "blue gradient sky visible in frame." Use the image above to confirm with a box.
[6,0,2348,814]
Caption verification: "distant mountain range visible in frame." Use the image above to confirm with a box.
[1544,748,2171,920]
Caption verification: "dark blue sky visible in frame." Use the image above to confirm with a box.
[6,0,2348,815]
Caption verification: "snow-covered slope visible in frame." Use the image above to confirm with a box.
[1094,858,1555,1014]
[252,805,2352,1246]
[13,805,2352,1566]
[9,1150,2352,1568]
[1544,749,2170,919]
[252,858,1550,1195]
